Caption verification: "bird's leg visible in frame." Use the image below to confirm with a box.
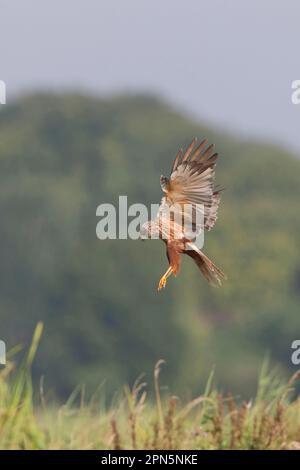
[157,266,173,291]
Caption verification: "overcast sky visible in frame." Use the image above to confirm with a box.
[1,0,299,152]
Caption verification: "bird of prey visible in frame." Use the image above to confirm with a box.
[140,138,226,291]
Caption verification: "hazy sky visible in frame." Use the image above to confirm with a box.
[1,0,300,152]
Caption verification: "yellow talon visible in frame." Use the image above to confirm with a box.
[157,266,174,291]
[157,275,167,291]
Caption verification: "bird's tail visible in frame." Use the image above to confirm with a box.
[186,243,226,286]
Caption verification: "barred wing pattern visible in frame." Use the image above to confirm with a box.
[157,138,221,242]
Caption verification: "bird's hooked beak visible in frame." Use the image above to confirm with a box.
[160,175,169,193]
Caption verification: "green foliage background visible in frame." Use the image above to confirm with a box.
[0,93,299,398]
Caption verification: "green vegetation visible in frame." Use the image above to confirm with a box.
[0,93,300,400]
[1,325,300,450]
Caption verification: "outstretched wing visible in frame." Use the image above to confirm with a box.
[163,138,221,231]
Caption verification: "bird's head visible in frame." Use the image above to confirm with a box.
[160,175,169,193]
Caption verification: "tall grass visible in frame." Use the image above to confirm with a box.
[1,324,300,450]
[0,322,43,449]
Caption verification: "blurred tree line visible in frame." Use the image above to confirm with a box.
[0,93,299,398]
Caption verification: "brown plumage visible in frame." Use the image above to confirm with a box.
[141,138,226,291]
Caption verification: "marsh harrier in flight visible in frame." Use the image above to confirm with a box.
[140,138,226,291]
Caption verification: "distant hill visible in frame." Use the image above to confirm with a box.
[0,93,299,398]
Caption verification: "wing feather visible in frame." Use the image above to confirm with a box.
[162,138,221,234]
[189,138,208,161]
[171,147,184,173]
[182,137,197,162]
[201,143,215,160]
